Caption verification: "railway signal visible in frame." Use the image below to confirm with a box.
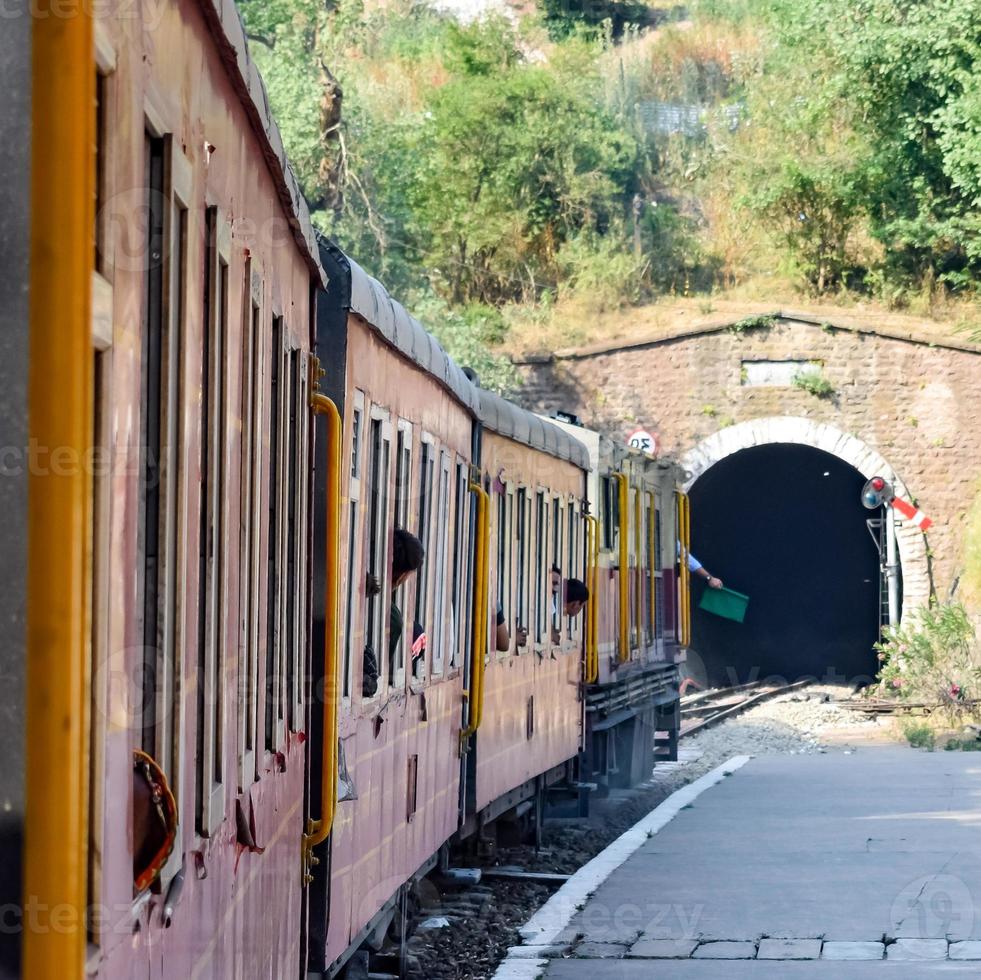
[861,476,893,509]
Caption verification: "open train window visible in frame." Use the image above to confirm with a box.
[343,391,365,699]
[567,500,578,641]
[265,316,287,752]
[450,460,469,670]
[394,420,413,684]
[138,131,187,811]
[430,452,452,675]
[239,260,264,787]
[654,504,664,640]
[551,496,563,638]
[601,474,618,550]
[534,491,547,646]
[412,437,435,682]
[285,348,307,729]
[495,488,513,653]
[364,412,391,697]
[515,488,528,644]
[196,207,229,838]
[395,421,413,528]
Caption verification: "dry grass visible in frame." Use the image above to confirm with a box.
[501,286,981,356]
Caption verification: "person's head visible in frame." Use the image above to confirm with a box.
[565,578,589,617]
[392,528,425,589]
[550,563,562,594]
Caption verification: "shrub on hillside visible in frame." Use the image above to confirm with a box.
[875,603,980,722]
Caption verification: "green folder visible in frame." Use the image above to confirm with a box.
[699,586,750,623]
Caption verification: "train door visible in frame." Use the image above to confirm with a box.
[302,245,350,976]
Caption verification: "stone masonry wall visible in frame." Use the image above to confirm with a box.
[516,316,981,605]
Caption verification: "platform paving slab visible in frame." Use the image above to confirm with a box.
[574,943,629,959]
[821,941,884,960]
[887,938,950,960]
[527,747,981,978]
[544,961,981,978]
[949,941,981,960]
[626,938,697,958]
[756,938,822,960]
[691,941,757,959]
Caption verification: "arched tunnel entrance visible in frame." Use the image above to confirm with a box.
[687,442,887,688]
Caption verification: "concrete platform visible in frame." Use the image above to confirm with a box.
[537,746,981,976]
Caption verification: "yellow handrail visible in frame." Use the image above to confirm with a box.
[303,390,342,875]
[675,490,692,647]
[584,515,599,683]
[461,482,490,742]
[24,4,94,973]
[614,473,630,663]
[646,491,657,642]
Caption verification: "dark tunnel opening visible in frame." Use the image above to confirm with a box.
[687,443,886,688]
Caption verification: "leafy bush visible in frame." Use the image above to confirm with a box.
[876,603,981,722]
[791,369,836,399]
[409,293,519,396]
[902,722,936,751]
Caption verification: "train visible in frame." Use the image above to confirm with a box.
[6,0,692,977]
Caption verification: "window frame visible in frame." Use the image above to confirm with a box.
[286,347,310,730]
[428,450,453,677]
[362,406,393,702]
[239,256,265,790]
[196,204,231,839]
[342,390,366,702]
[449,457,471,672]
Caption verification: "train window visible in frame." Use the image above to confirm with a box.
[265,317,287,752]
[411,437,435,682]
[515,488,528,644]
[364,412,392,697]
[654,504,664,640]
[551,496,563,638]
[343,391,365,699]
[430,452,452,675]
[534,491,546,646]
[495,491,507,650]
[395,421,412,529]
[394,420,413,683]
[284,348,303,728]
[196,208,229,837]
[601,475,616,550]
[567,500,578,641]
[239,262,264,787]
[138,133,186,799]
[644,494,655,644]
[449,461,468,670]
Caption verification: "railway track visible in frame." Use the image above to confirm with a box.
[680,679,813,737]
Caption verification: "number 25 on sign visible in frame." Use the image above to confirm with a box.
[627,429,658,456]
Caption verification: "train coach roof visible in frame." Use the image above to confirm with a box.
[477,388,590,470]
[200,0,326,287]
[319,240,480,414]
[319,239,589,469]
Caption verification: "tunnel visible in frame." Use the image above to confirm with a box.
[687,442,886,688]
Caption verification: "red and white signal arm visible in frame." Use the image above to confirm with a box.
[627,429,659,456]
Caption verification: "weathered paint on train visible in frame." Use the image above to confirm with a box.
[323,316,473,968]
[476,431,586,811]
[88,0,319,975]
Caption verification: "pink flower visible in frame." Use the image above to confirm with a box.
[892,678,903,689]
[950,684,961,697]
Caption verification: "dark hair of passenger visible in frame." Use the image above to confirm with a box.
[393,528,425,579]
[566,578,589,603]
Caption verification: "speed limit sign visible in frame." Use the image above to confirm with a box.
[627,429,659,456]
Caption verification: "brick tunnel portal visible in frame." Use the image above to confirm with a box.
[687,443,885,688]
